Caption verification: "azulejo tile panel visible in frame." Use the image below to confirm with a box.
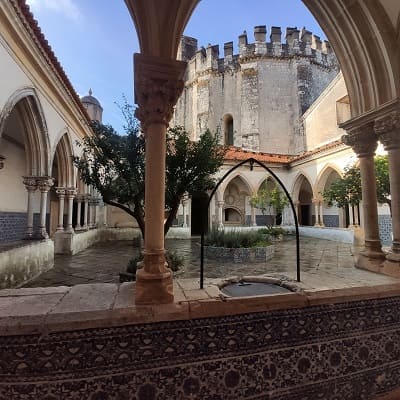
[1,296,400,399]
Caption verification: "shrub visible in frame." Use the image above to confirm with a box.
[205,228,270,248]
[125,250,183,278]
[165,250,184,272]
[258,227,287,237]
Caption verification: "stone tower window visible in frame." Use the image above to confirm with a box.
[224,114,234,146]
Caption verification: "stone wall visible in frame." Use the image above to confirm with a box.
[0,239,53,288]
[174,26,339,155]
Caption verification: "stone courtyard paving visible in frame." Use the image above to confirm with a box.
[22,236,397,289]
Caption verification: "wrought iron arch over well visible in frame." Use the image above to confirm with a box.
[200,157,300,289]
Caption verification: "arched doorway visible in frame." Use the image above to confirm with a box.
[293,174,314,226]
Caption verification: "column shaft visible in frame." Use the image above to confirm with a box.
[144,122,166,269]
[37,177,54,239]
[83,196,89,229]
[23,177,37,238]
[387,148,400,255]
[359,155,382,253]
[55,187,66,231]
[66,189,76,233]
[76,197,82,229]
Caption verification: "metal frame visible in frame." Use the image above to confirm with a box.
[200,157,300,289]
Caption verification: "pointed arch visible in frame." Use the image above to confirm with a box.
[0,87,50,176]
[52,129,75,188]
[219,172,254,198]
[291,171,315,201]
[255,175,276,194]
[315,164,343,196]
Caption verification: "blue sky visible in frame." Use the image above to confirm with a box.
[26,0,326,133]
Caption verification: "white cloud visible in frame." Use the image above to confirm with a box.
[26,0,82,22]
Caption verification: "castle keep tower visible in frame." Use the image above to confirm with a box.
[173,26,339,155]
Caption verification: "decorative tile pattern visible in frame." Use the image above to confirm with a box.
[379,215,392,245]
[1,297,400,399]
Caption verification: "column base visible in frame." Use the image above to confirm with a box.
[355,249,386,273]
[135,268,174,305]
[380,257,400,278]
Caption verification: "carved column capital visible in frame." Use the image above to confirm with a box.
[23,176,38,192]
[37,177,54,193]
[342,124,377,157]
[55,187,66,197]
[66,187,77,199]
[217,200,225,208]
[134,53,186,129]
[375,111,400,150]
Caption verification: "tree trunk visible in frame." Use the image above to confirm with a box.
[164,198,181,236]
[105,199,144,238]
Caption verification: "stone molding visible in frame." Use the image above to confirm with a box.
[134,53,186,129]
[375,111,400,150]
[0,155,5,169]
[341,124,377,157]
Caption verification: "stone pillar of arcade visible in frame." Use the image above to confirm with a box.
[342,126,386,271]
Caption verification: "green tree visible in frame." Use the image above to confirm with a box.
[323,155,391,214]
[250,184,288,226]
[74,106,226,237]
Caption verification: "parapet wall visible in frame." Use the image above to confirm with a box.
[178,26,338,74]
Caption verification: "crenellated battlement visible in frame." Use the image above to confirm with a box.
[178,26,338,75]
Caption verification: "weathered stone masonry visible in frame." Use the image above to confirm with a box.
[173,26,339,155]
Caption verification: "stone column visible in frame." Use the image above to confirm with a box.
[93,199,98,228]
[217,201,225,229]
[294,201,301,225]
[37,177,54,239]
[313,199,320,226]
[133,53,186,304]
[75,195,82,230]
[65,188,76,233]
[23,176,38,238]
[318,200,325,226]
[342,127,385,270]
[83,195,89,230]
[182,195,188,228]
[375,111,400,275]
[250,204,257,226]
[55,187,66,231]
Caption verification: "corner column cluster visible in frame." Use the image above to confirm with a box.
[342,108,400,275]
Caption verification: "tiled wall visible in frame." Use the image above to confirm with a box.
[0,213,49,243]
[0,212,27,242]
[379,215,392,245]
[323,215,339,227]
[1,296,400,399]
